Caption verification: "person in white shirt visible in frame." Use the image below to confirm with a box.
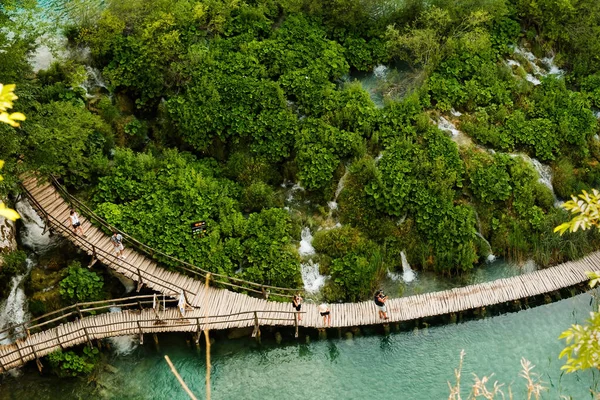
[68,209,86,237]
[111,230,125,259]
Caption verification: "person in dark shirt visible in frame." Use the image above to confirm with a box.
[374,290,388,320]
[292,294,303,321]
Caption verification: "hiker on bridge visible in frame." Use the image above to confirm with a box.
[68,209,86,237]
[374,290,389,320]
[111,230,125,259]
[292,294,303,321]
[318,303,331,326]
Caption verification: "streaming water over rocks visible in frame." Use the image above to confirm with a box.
[506,46,564,86]
[511,153,561,206]
[298,228,326,294]
[0,256,34,345]
[400,251,415,283]
[15,197,57,253]
[436,116,473,147]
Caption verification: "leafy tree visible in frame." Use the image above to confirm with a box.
[59,262,104,303]
[47,347,100,377]
[21,101,111,188]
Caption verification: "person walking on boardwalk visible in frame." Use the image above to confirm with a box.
[111,230,125,259]
[292,294,303,321]
[68,209,86,237]
[374,290,389,320]
[318,303,331,326]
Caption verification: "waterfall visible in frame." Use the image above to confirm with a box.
[0,256,34,345]
[400,251,416,283]
[298,228,326,293]
[298,227,316,257]
[386,268,402,282]
[475,232,496,263]
[301,259,326,294]
[286,182,305,203]
[81,65,109,97]
[328,169,349,212]
[507,47,564,86]
[15,197,57,253]
[511,153,561,206]
[373,65,388,79]
[436,116,473,147]
[107,307,138,355]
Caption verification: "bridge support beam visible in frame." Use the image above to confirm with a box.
[137,321,144,345]
[153,334,160,351]
[252,312,261,343]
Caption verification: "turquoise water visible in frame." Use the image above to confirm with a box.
[1,291,598,399]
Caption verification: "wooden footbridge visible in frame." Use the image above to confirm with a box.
[0,175,596,372]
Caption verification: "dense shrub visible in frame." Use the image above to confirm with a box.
[59,262,104,303]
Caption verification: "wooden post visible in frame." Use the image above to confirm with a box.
[153,333,160,351]
[252,311,261,342]
[55,327,64,350]
[29,343,42,373]
[75,304,83,320]
[294,312,299,339]
[138,300,143,311]
[83,326,93,348]
[137,321,144,345]
[137,269,143,292]
[261,286,269,300]
[195,318,202,344]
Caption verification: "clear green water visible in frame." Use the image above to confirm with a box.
[1,291,598,400]
[383,258,534,298]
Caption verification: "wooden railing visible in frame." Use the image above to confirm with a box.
[21,185,202,306]
[0,304,303,373]
[44,175,300,299]
[0,294,178,343]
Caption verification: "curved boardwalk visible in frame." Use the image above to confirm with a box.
[0,176,596,372]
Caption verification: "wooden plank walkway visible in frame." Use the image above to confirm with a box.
[0,176,596,372]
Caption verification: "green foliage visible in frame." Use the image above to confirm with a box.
[313,226,382,301]
[47,347,100,377]
[466,152,512,204]
[59,262,104,303]
[21,101,111,187]
[93,148,301,288]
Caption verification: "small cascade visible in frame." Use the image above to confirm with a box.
[0,256,34,344]
[386,268,402,282]
[436,116,473,147]
[512,153,561,206]
[298,228,326,293]
[300,260,326,294]
[400,251,416,283]
[108,335,138,356]
[507,47,564,86]
[298,227,316,257]
[81,65,108,97]
[373,64,388,79]
[286,182,305,203]
[475,232,496,263]
[15,197,56,253]
[328,170,349,212]
[108,307,138,355]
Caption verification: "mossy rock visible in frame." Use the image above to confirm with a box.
[29,287,62,316]
[27,268,63,293]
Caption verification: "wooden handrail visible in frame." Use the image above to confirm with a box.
[0,308,305,372]
[0,294,179,342]
[48,175,300,296]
